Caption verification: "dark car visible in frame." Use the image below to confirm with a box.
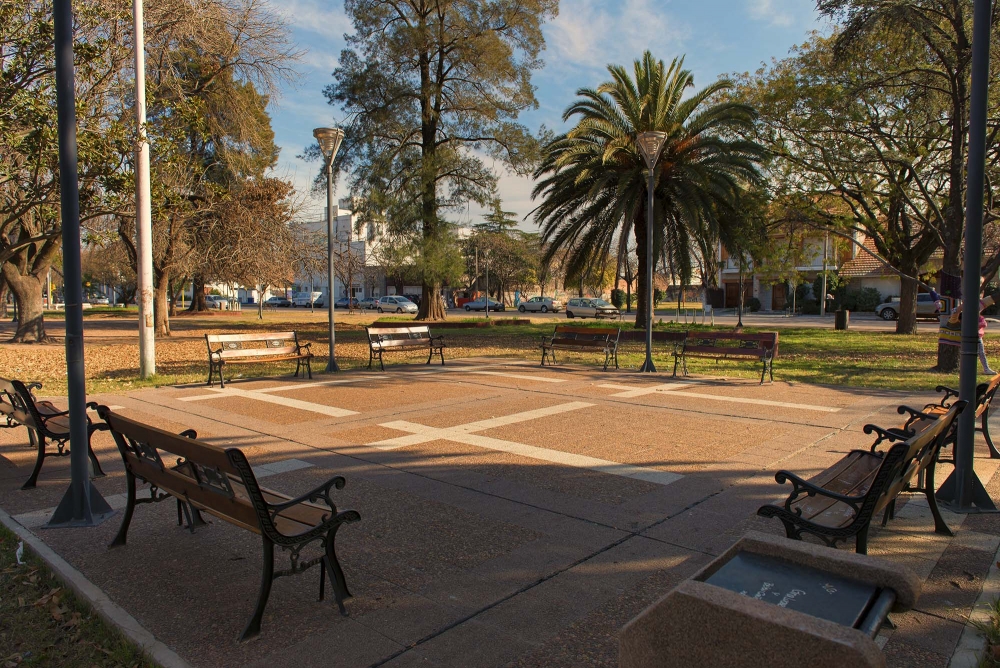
[264,296,291,308]
[334,297,360,309]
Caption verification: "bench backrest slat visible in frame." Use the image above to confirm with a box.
[550,325,620,346]
[366,325,433,344]
[100,410,268,534]
[216,346,299,359]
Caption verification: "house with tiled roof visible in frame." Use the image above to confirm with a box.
[838,236,943,300]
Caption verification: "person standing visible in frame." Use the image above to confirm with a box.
[939,290,997,375]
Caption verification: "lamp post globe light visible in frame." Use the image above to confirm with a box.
[636,131,668,373]
[314,127,345,372]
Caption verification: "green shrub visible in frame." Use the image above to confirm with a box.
[801,301,821,315]
[610,289,625,309]
[654,288,665,305]
[853,287,882,311]
[748,297,761,312]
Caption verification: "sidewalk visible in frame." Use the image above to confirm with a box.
[0,363,997,667]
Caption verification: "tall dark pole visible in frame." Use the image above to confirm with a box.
[937,0,997,512]
[639,167,656,372]
[48,0,112,528]
[485,251,490,319]
[325,158,339,372]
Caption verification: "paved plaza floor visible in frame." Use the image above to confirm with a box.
[2,357,1000,667]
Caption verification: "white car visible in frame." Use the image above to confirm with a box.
[291,291,323,307]
[875,294,941,321]
[204,295,229,309]
[565,297,620,319]
[518,296,562,313]
[377,296,418,313]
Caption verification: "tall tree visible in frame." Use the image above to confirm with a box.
[532,52,766,329]
[816,0,1000,361]
[740,31,953,335]
[327,0,556,320]
[0,0,131,341]
[122,0,294,335]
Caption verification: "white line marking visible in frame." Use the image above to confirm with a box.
[469,371,565,383]
[598,383,693,398]
[370,402,682,487]
[253,377,380,393]
[177,387,357,417]
[598,383,841,413]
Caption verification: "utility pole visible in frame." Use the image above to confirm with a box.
[133,0,155,378]
[48,0,112,527]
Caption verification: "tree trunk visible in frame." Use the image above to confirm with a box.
[167,278,177,317]
[0,277,7,318]
[188,274,208,311]
[419,283,446,319]
[896,275,918,335]
[257,283,266,320]
[2,267,49,342]
[154,276,170,336]
[633,209,649,329]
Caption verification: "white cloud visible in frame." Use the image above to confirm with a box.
[272,0,353,41]
[546,0,690,73]
[747,0,795,28]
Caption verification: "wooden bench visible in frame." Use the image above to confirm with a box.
[540,325,621,371]
[673,331,778,384]
[0,378,104,489]
[205,331,313,387]
[97,407,361,641]
[757,401,965,554]
[921,374,1000,459]
[365,325,445,371]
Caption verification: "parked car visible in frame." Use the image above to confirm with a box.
[358,297,379,310]
[204,295,229,309]
[335,297,360,309]
[463,298,505,312]
[87,296,110,305]
[518,296,562,313]
[264,296,291,308]
[403,293,422,307]
[875,293,941,321]
[377,295,418,313]
[291,291,323,307]
[565,297,619,319]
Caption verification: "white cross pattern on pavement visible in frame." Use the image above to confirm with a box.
[369,401,683,487]
[597,383,841,413]
[177,386,358,417]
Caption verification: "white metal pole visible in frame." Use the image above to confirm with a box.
[820,232,828,317]
[133,0,155,377]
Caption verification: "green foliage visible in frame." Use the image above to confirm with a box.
[328,0,556,315]
[747,297,761,312]
[812,271,845,305]
[840,287,882,312]
[415,228,466,289]
[533,51,766,328]
[610,289,626,309]
[654,288,665,305]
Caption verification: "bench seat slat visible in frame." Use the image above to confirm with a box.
[216,346,300,359]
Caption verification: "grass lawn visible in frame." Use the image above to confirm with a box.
[0,311,986,395]
[0,525,154,667]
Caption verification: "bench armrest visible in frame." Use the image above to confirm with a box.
[897,404,938,431]
[268,474,347,518]
[179,429,198,439]
[25,382,42,392]
[774,469,866,516]
[298,341,312,351]
[863,423,910,450]
[935,385,960,406]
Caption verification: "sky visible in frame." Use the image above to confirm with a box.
[266,0,829,228]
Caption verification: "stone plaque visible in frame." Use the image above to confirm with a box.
[703,551,879,628]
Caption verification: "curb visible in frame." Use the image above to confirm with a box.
[949,538,1000,667]
[0,505,191,668]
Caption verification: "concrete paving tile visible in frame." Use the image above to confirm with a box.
[882,638,950,668]
[248,617,406,668]
[885,609,965,657]
[916,544,997,623]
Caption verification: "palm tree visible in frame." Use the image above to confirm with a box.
[531,51,765,328]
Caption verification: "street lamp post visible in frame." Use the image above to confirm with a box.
[313,127,345,373]
[637,131,668,373]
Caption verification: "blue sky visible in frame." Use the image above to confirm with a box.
[267,0,828,227]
